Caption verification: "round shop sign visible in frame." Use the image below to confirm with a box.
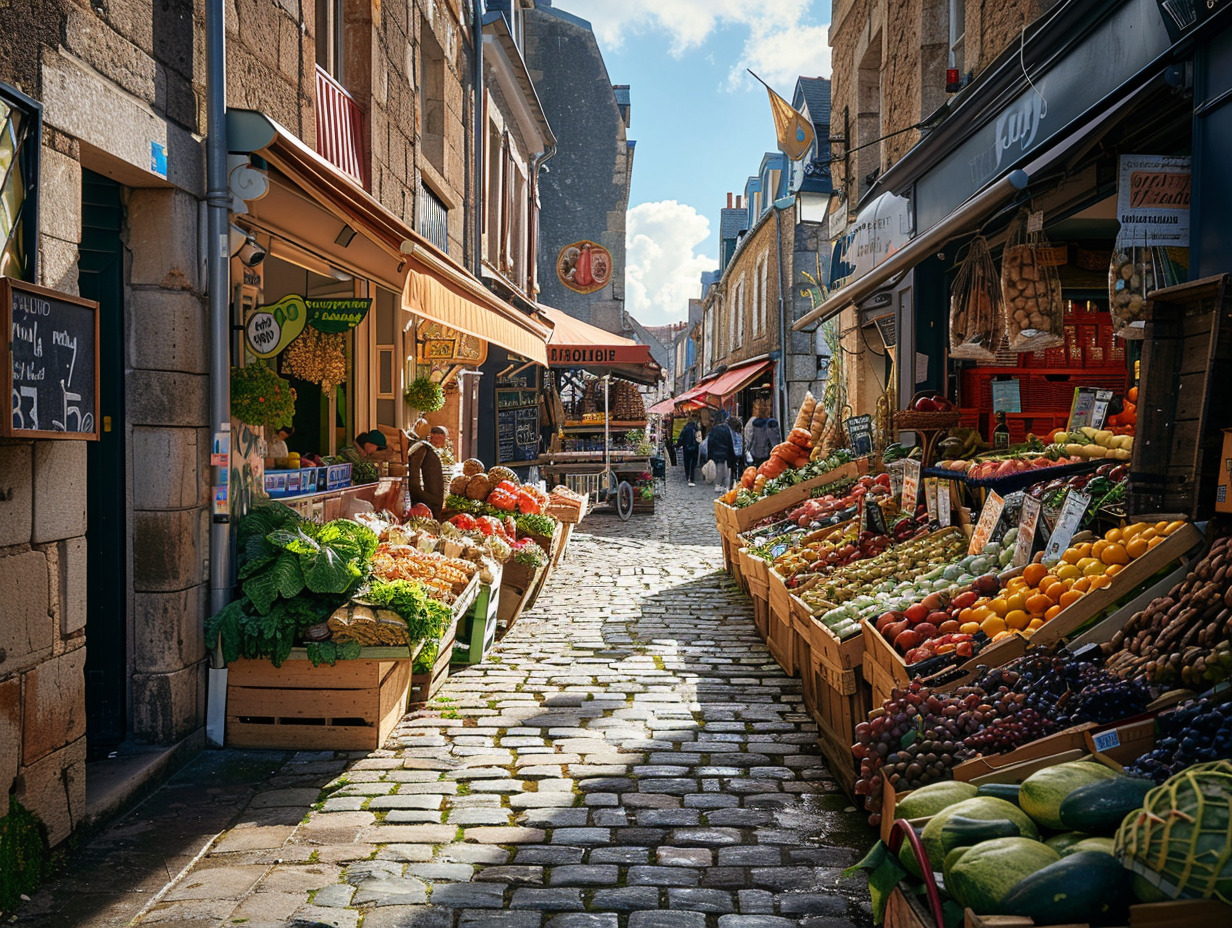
[557,240,613,294]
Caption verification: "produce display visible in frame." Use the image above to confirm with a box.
[934,452,1089,480]
[1127,691,1232,782]
[949,235,1003,361]
[1027,462,1128,530]
[1045,425,1134,461]
[447,461,550,514]
[727,448,855,508]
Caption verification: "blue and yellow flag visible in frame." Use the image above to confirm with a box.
[752,71,815,162]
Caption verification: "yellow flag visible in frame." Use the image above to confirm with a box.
[766,85,815,162]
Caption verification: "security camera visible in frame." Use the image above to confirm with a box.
[238,233,266,267]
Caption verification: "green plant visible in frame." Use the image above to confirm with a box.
[230,362,297,431]
[0,795,49,914]
[403,376,445,412]
[514,512,557,538]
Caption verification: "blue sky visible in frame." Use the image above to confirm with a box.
[554,1,833,326]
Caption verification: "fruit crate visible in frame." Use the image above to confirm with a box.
[726,459,866,533]
[1129,275,1232,520]
[766,568,799,676]
[497,560,543,633]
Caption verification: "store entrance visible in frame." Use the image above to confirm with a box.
[78,170,127,757]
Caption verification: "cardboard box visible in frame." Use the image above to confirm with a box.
[1218,428,1232,513]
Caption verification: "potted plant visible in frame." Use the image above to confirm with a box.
[403,376,445,414]
[230,362,296,432]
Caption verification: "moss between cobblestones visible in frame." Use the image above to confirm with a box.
[307,849,320,863]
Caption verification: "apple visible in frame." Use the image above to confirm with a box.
[926,611,951,626]
[915,622,938,640]
[904,603,930,624]
[896,629,922,651]
[883,621,908,643]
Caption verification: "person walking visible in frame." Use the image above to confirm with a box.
[705,410,735,493]
[729,416,745,487]
[747,414,782,469]
[676,416,701,486]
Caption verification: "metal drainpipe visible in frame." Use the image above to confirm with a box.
[774,205,789,431]
[473,0,485,277]
[205,0,232,746]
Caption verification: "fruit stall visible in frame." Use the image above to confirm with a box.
[711,274,1232,926]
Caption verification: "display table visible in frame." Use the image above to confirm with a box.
[278,477,405,521]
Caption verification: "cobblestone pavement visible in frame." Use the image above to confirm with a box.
[25,468,874,928]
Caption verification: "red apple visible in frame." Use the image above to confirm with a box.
[904,603,929,624]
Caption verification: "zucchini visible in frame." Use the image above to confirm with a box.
[939,815,1024,856]
[1059,776,1155,834]
[976,783,1022,805]
[1001,851,1130,925]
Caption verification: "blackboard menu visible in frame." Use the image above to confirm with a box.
[845,414,873,457]
[497,404,540,464]
[3,278,99,439]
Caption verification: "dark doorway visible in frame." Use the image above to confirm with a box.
[78,170,127,757]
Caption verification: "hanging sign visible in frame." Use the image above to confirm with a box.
[245,295,371,358]
[1012,496,1042,568]
[3,278,100,440]
[936,480,952,527]
[901,459,921,512]
[845,414,874,457]
[557,240,613,294]
[968,491,1006,556]
[924,477,939,521]
[1117,155,1191,246]
[1043,489,1092,562]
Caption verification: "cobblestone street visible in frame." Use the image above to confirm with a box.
[16,473,874,928]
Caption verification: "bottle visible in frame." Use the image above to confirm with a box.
[993,412,1010,450]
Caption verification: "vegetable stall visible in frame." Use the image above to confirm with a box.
[712,275,1232,927]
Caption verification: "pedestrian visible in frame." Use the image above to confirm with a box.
[676,416,701,486]
[729,416,745,486]
[705,410,735,493]
[747,414,782,469]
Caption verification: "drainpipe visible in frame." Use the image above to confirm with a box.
[205,0,232,747]
[774,204,789,432]
[473,0,485,277]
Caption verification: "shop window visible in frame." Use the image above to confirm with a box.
[485,121,503,267]
[417,176,449,253]
[0,84,40,281]
[419,15,446,174]
[316,0,345,80]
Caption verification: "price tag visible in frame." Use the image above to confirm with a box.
[968,491,1005,556]
[1090,389,1115,429]
[924,478,939,521]
[1043,489,1092,562]
[937,480,951,527]
[902,459,921,512]
[1091,729,1121,753]
[1012,496,1042,568]
[866,499,889,535]
[1028,210,1045,232]
[1068,388,1116,430]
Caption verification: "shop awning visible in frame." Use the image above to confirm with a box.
[646,397,682,416]
[226,109,550,366]
[538,305,663,385]
[678,359,774,408]
[793,76,1161,331]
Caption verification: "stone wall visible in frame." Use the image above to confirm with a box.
[706,206,782,372]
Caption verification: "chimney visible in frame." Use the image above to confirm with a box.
[736,195,742,209]
[726,192,733,208]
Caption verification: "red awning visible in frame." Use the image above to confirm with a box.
[646,397,680,416]
[678,360,773,408]
[538,305,662,385]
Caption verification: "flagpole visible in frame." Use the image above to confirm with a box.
[746,69,775,93]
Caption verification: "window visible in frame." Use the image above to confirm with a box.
[419,16,446,173]
[758,256,769,338]
[0,84,39,281]
[416,177,448,253]
[751,258,763,337]
[703,304,714,370]
[949,0,965,75]
[485,121,502,266]
[316,0,345,79]
[730,280,744,350]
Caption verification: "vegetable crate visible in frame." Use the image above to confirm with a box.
[767,569,799,676]
[1129,275,1232,520]
[225,657,412,751]
[797,615,871,799]
[410,611,461,706]
[740,548,771,641]
[497,560,542,634]
[452,578,500,667]
[726,459,866,533]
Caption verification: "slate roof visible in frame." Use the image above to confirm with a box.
[719,207,749,240]
[796,77,831,127]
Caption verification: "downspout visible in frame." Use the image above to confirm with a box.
[774,204,789,432]
[205,0,232,747]
[473,0,485,277]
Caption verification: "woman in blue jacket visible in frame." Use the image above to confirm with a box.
[676,417,701,486]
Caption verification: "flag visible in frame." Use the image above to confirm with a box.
[758,75,815,162]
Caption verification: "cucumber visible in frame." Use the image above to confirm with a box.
[940,816,1025,852]
[976,783,1022,805]
[1001,850,1130,925]
[1059,776,1155,834]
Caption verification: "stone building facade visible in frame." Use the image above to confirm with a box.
[0,0,481,847]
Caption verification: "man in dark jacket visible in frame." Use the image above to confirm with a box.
[705,410,736,492]
[676,417,701,486]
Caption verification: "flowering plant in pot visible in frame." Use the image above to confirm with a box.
[230,362,296,431]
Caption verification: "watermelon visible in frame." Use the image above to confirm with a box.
[895,781,979,820]
[1000,850,1130,924]
[919,797,1039,872]
[947,837,1060,913]
[1044,831,1089,855]
[1019,761,1120,831]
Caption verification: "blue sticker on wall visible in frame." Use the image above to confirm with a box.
[150,141,168,179]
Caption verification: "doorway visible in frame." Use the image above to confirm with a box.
[78,170,127,758]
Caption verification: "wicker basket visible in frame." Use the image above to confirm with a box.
[894,393,961,431]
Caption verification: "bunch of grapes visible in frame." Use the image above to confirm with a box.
[1127,694,1232,782]
[1055,666,1152,726]
[964,707,1057,755]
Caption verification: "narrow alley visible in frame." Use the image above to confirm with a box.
[15,481,874,928]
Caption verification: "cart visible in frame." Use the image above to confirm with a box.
[563,375,637,521]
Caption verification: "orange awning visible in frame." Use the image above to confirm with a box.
[678,360,773,408]
[538,306,662,385]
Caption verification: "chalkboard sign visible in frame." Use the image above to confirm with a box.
[845,414,873,457]
[3,278,100,440]
[497,404,540,464]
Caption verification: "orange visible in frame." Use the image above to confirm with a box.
[989,598,1009,618]
[1105,563,1124,577]
[1062,547,1083,565]
[1073,576,1093,593]
[959,621,981,636]
[1101,543,1129,566]
[1026,593,1052,615]
[1044,604,1062,621]
[972,605,993,622]
[1027,618,1045,632]
[1005,609,1031,631]
[1041,579,1066,602]
[1007,592,1029,614]
[1126,537,1149,560]
[1022,563,1047,588]
[1056,564,1081,582]
[981,616,1008,637]
[958,607,975,624]
[1089,574,1112,591]
[1058,589,1084,609]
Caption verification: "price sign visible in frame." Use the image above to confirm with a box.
[937,480,952,528]
[901,459,921,512]
[845,415,874,457]
[866,498,889,535]
[1043,489,1092,562]
[925,478,939,521]
[968,491,1005,556]
[1068,388,1116,430]
[1091,729,1121,753]
[1012,496,1042,568]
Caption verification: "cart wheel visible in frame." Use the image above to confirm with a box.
[616,481,635,521]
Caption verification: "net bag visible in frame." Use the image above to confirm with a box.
[949,235,1003,361]
[1000,212,1064,352]
[1109,243,1189,339]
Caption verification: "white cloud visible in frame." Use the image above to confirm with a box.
[625,200,715,326]
[559,0,831,87]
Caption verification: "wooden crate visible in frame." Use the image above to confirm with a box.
[792,595,863,671]
[409,639,454,705]
[751,585,770,641]
[767,569,797,675]
[1130,275,1232,520]
[453,578,500,667]
[725,459,867,533]
[497,560,542,632]
[226,657,412,751]
[962,899,1232,928]
[885,886,936,928]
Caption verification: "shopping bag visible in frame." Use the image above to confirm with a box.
[701,459,716,484]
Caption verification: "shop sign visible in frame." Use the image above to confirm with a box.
[557,240,613,294]
[828,197,848,241]
[245,294,371,358]
[829,192,912,290]
[548,344,650,366]
[3,277,99,440]
[844,414,874,457]
[1117,154,1191,246]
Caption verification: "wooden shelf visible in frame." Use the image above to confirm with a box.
[561,420,647,431]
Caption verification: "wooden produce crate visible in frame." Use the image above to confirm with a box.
[961,899,1232,928]
[409,601,465,705]
[497,559,543,633]
[226,656,413,751]
[767,568,798,675]
[1130,275,1232,520]
[453,575,501,667]
[885,886,936,928]
[792,594,863,670]
[743,549,771,640]
[552,523,575,567]
[723,459,868,534]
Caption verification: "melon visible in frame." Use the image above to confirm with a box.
[947,837,1060,913]
[1019,761,1120,831]
[919,797,1039,871]
[1065,836,1116,857]
[895,781,979,820]
[1044,831,1089,855]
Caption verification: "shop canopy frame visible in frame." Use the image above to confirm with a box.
[672,359,774,410]
[538,305,663,386]
[227,109,550,366]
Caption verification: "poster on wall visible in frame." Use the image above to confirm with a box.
[1116,155,1191,246]
[557,241,613,294]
